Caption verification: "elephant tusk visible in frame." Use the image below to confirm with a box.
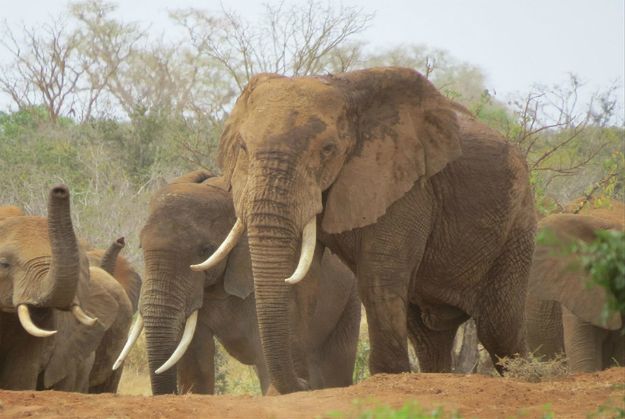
[112,314,144,371]
[285,217,316,285]
[190,219,245,271]
[71,305,98,326]
[155,310,198,375]
[17,304,57,337]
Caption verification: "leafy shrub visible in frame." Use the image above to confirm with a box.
[496,352,568,383]
[577,229,625,319]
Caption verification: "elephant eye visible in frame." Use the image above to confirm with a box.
[0,258,10,269]
[239,141,248,153]
[321,141,337,158]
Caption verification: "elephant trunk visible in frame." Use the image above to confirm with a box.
[100,237,125,275]
[141,250,187,395]
[248,223,303,393]
[16,185,81,309]
[246,188,306,394]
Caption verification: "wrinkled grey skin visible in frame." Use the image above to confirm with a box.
[139,171,360,395]
[0,186,132,392]
[526,213,624,372]
[217,67,537,393]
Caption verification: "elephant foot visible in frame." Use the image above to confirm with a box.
[265,378,309,396]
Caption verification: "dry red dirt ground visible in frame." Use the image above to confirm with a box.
[0,368,623,418]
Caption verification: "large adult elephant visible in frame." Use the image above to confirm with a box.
[526,212,624,372]
[193,67,536,394]
[0,186,132,391]
[115,170,360,395]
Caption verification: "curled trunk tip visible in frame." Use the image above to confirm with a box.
[100,236,125,275]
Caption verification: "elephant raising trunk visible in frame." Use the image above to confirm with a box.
[14,186,80,307]
[12,185,89,336]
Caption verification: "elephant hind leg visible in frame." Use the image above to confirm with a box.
[316,285,361,388]
[474,230,534,374]
[562,307,604,373]
[407,303,463,372]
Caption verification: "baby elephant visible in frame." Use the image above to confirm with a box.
[526,212,624,372]
[116,171,360,395]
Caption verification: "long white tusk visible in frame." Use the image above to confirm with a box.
[112,314,144,371]
[17,304,57,337]
[285,217,316,285]
[71,305,98,326]
[155,310,198,375]
[190,219,245,271]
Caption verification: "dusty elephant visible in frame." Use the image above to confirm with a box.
[114,170,361,395]
[526,211,624,372]
[194,67,537,393]
[0,186,132,392]
[0,206,141,313]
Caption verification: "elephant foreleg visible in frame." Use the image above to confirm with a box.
[354,182,432,375]
[177,324,215,394]
[359,277,410,374]
[474,229,533,374]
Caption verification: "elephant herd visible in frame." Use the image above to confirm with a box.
[0,67,622,395]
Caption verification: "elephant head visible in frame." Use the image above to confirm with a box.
[529,213,624,331]
[194,67,463,393]
[119,171,253,394]
[0,186,93,338]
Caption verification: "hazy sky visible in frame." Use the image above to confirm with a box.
[1,0,623,109]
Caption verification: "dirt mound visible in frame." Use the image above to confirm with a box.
[0,368,623,418]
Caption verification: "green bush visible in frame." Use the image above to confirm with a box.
[578,229,625,319]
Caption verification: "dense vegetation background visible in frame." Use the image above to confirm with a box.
[1,0,622,393]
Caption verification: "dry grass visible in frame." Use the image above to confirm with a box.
[496,352,569,382]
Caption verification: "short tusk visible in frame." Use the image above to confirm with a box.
[71,305,98,326]
[190,219,245,271]
[155,311,198,375]
[285,217,316,285]
[112,314,144,371]
[17,304,57,337]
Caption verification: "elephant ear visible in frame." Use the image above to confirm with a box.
[530,217,623,330]
[322,67,463,234]
[223,233,254,299]
[218,73,285,189]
